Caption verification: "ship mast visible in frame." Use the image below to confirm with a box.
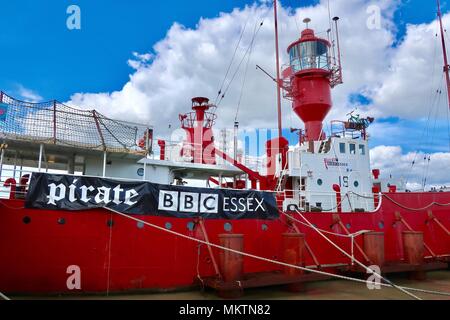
[273,0,283,140]
[438,0,450,109]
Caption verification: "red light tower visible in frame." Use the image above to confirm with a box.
[179,97,217,164]
[282,18,343,142]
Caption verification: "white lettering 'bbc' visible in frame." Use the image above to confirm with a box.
[47,183,67,205]
[158,190,178,211]
[200,194,218,214]
[158,191,219,214]
[180,192,199,213]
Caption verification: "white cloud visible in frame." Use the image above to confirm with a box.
[371,13,450,119]
[17,85,43,103]
[67,0,401,137]
[128,52,154,70]
[370,145,450,190]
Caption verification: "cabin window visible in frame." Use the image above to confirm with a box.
[339,143,346,154]
[317,179,323,186]
[354,181,359,188]
[349,144,356,155]
[359,144,366,155]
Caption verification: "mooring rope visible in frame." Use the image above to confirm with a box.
[281,211,371,267]
[104,207,450,298]
[382,193,450,212]
[293,209,421,300]
[0,291,10,300]
[282,211,372,238]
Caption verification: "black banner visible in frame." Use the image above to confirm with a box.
[25,173,279,220]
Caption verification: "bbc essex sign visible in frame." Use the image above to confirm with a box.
[158,190,267,214]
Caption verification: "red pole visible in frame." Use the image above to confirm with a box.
[333,184,342,213]
[274,0,283,141]
[438,0,450,109]
[158,140,166,161]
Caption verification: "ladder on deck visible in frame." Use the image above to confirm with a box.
[318,140,331,154]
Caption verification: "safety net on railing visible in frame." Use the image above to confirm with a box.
[0,92,151,154]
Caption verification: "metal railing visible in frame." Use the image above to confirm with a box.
[0,167,34,199]
[275,189,376,213]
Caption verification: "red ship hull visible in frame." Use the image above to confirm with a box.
[0,192,449,294]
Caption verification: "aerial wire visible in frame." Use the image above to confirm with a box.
[235,19,259,123]
[214,14,251,105]
[217,8,269,106]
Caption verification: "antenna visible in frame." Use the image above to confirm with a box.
[273,0,283,142]
[303,18,311,29]
[333,16,343,84]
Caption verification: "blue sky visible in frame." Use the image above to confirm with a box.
[0,0,313,101]
[0,0,449,156]
[0,0,441,102]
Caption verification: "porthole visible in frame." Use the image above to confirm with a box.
[378,221,385,229]
[317,179,323,186]
[187,221,195,231]
[262,224,268,231]
[57,218,66,225]
[23,216,31,224]
[137,221,145,229]
[165,222,172,230]
[354,181,359,188]
[107,219,114,228]
[224,222,232,232]
[346,223,351,230]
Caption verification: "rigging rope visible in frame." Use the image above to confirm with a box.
[406,82,442,190]
[217,18,265,107]
[292,208,421,300]
[405,32,440,189]
[281,211,372,238]
[234,20,259,123]
[422,88,442,189]
[103,207,450,298]
[214,17,250,105]
[382,193,450,211]
[0,291,10,300]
